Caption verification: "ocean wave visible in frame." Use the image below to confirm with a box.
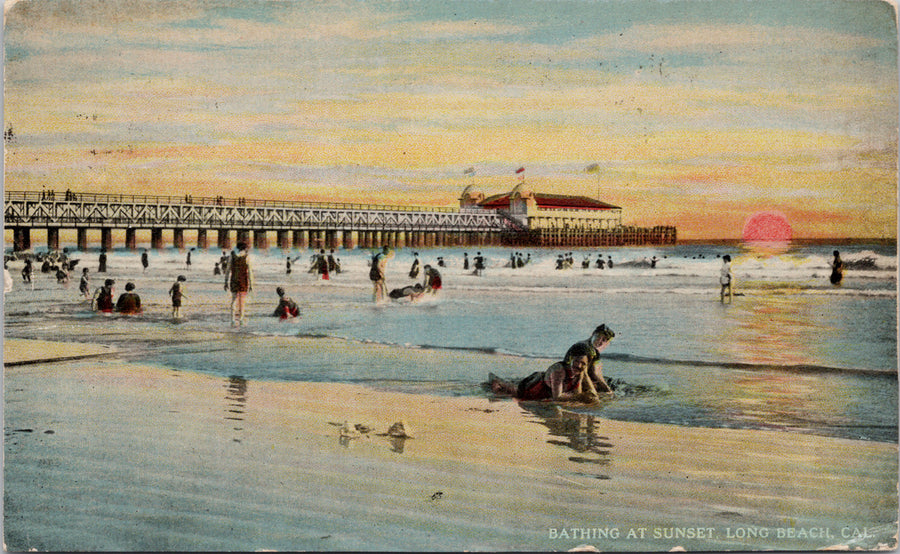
[287,333,896,377]
[445,284,896,297]
[602,353,896,376]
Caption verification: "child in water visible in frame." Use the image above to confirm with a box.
[79,267,91,299]
[273,286,300,319]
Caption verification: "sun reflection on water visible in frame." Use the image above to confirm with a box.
[704,289,865,435]
[715,291,828,367]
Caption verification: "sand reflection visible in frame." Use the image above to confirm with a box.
[522,404,614,481]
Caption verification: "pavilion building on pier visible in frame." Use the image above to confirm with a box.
[460,183,623,231]
[459,183,673,247]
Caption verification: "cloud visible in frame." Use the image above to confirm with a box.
[4,0,896,239]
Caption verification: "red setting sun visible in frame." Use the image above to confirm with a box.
[742,210,793,242]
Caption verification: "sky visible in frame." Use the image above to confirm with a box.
[3,0,898,240]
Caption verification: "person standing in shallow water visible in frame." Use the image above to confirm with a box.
[225,242,254,325]
[719,255,733,303]
[409,252,420,279]
[115,282,143,315]
[422,264,442,295]
[169,275,188,319]
[830,250,844,286]
[92,279,115,313]
[473,252,485,276]
[370,245,394,303]
[316,249,330,280]
[21,257,33,285]
[141,250,149,273]
[79,267,91,299]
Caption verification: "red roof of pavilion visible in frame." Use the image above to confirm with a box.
[479,193,620,211]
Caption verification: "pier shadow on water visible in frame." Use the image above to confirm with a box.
[520,403,614,482]
[223,375,248,443]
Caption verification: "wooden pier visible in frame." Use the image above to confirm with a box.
[4,190,676,251]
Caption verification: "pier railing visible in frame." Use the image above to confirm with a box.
[4,190,457,213]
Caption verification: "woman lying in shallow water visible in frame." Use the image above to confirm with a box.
[487,341,603,403]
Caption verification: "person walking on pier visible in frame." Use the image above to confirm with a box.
[370,245,394,303]
[225,242,254,326]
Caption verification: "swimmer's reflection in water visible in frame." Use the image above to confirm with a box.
[224,375,248,443]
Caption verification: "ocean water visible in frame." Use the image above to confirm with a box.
[4,242,897,442]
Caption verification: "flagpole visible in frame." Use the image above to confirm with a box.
[585,163,601,200]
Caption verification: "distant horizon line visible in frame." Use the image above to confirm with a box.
[679,238,897,246]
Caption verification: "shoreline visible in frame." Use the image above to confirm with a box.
[4,338,897,551]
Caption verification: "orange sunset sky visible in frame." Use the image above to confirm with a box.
[4,0,898,240]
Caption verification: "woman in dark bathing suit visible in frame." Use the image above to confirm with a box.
[488,341,599,403]
[830,250,844,285]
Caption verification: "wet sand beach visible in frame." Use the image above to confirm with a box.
[4,337,897,551]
